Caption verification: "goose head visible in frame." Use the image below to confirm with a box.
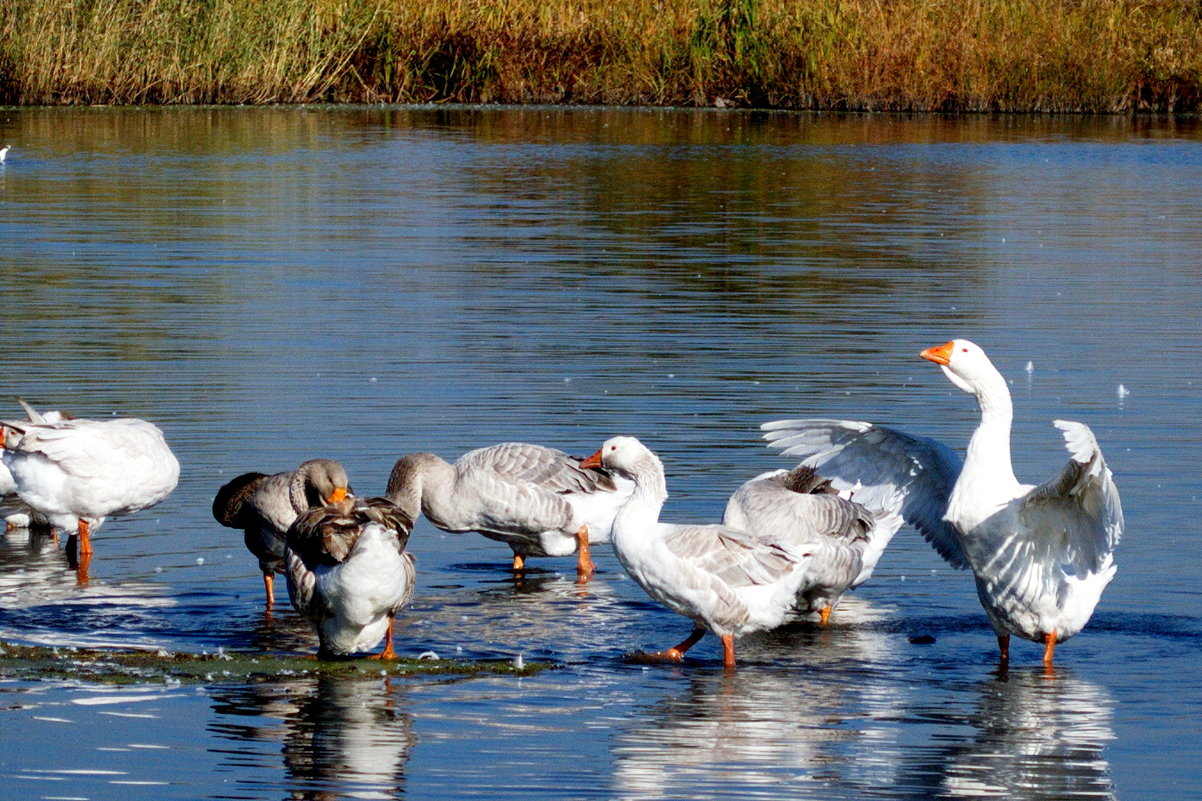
[920,339,1004,396]
[581,436,667,501]
[290,459,351,514]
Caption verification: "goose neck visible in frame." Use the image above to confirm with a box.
[386,453,450,522]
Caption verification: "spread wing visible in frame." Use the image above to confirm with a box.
[762,418,969,569]
[1015,420,1123,575]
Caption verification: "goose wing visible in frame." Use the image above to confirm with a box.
[460,442,618,494]
[8,418,171,480]
[1015,420,1123,574]
[724,468,874,546]
[285,496,414,619]
[762,418,969,569]
[664,523,813,590]
[212,471,271,527]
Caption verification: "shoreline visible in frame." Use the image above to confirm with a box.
[2,0,1200,113]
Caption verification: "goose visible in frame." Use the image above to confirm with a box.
[763,339,1123,668]
[385,442,633,577]
[212,459,352,606]
[284,494,416,659]
[0,412,180,555]
[580,436,817,669]
[723,465,903,625]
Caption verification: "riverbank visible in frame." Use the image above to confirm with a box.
[1,0,1199,111]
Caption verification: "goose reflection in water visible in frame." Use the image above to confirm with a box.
[610,624,910,799]
[0,524,178,645]
[938,670,1117,800]
[211,675,414,800]
[0,524,68,603]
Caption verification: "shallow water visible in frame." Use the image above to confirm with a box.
[0,106,1200,800]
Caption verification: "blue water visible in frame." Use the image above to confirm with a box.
[0,106,1200,799]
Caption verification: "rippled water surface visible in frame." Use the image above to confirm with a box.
[1,106,1200,800]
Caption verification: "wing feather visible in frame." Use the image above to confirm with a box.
[460,443,618,495]
[1016,420,1123,574]
[664,524,812,590]
[762,418,970,569]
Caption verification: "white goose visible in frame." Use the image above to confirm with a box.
[0,411,180,555]
[385,442,633,577]
[763,339,1123,667]
[581,436,817,669]
[284,494,416,659]
[213,459,352,607]
[723,464,903,625]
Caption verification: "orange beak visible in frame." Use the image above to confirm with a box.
[920,341,955,365]
[580,448,603,469]
[327,486,349,504]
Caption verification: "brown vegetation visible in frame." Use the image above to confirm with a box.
[1,0,1199,111]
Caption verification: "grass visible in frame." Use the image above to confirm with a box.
[0,0,1199,111]
[0,640,548,685]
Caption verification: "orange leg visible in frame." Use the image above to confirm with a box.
[997,633,1011,666]
[77,519,93,555]
[262,573,276,607]
[575,525,596,578]
[75,552,91,587]
[1043,630,1058,669]
[370,615,397,660]
[632,627,706,663]
[512,553,525,571]
[819,607,832,626]
[721,634,736,670]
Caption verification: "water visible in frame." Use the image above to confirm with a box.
[0,106,1200,800]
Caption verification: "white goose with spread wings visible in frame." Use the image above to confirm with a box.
[723,465,903,624]
[385,442,633,576]
[763,339,1123,667]
[581,436,817,669]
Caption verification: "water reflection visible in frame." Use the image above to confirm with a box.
[211,675,415,800]
[937,670,1117,800]
[0,526,68,604]
[610,623,909,799]
[0,106,1195,800]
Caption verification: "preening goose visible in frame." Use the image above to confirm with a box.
[0,411,180,556]
[763,339,1123,667]
[723,465,902,624]
[581,436,816,669]
[213,459,352,606]
[284,494,416,659]
[385,442,633,577]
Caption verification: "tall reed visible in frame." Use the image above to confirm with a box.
[1,0,1199,110]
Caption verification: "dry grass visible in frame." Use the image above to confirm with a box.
[1,0,1199,110]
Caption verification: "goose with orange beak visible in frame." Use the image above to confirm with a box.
[284,494,415,660]
[582,436,817,670]
[762,339,1123,669]
[213,459,353,607]
[385,442,633,578]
